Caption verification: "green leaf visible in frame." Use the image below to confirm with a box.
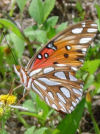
[76,1,83,13]
[24,126,47,134]
[36,95,50,119]
[24,26,36,41]
[16,0,27,12]
[0,129,8,134]
[82,60,100,74]
[84,74,94,90]
[23,99,36,112]
[24,126,36,134]
[93,82,100,94]
[0,19,24,40]
[9,33,25,58]
[95,4,100,19]
[46,16,58,28]
[56,22,67,33]
[29,0,44,24]
[34,30,47,43]
[0,46,5,75]
[29,0,56,24]
[58,98,85,134]
[24,27,47,43]
[45,128,60,134]
[87,102,100,134]
[29,91,51,119]
[43,0,56,22]
[47,28,56,39]
[34,127,48,134]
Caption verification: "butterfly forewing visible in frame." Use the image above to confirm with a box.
[15,21,98,113]
[26,21,97,71]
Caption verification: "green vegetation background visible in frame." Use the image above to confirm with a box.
[0,0,100,134]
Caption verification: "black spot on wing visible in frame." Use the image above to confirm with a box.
[53,62,59,64]
[64,53,69,58]
[46,42,57,50]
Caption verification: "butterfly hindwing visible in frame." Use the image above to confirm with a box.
[28,65,83,113]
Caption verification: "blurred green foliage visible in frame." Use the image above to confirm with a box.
[0,0,100,134]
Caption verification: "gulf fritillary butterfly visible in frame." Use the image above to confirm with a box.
[14,21,97,113]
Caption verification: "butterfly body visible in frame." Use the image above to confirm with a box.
[14,21,97,113]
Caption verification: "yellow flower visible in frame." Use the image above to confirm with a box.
[0,94,16,105]
[0,107,3,116]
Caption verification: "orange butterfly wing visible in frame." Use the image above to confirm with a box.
[26,20,97,71]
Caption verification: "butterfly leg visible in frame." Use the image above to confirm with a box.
[17,90,30,105]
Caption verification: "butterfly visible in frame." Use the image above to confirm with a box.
[14,21,97,113]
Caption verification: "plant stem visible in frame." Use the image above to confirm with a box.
[15,110,29,128]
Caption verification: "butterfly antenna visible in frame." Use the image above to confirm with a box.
[7,43,18,65]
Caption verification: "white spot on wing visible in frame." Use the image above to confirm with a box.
[56,64,67,67]
[66,45,71,50]
[71,66,78,71]
[52,104,57,110]
[37,54,42,59]
[73,88,82,96]
[69,72,78,81]
[59,102,67,112]
[82,48,87,54]
[80,37,92,44]
[76,99,79,103]
[70,106,74,111]
[34,80,46,90]
[27,78,32,88]
[57,93,66,103]
[82,22,85,27]
[78,96,82,100]
[38,78,61,86]
[87,28,97,33]
[79,59,84,63]
[72,101,77,107]
[45,97,50,105]
[79,88,83,92]
[91,23,97,27]
[54,72,66,80]
[29,68,42,76]
[32,83,43,98]
[80,84,83,88]
[44,67,54,74]
[60,87,70,98]
[48,92,54,100]
[72,28,83,34]
[68,109,71,113]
